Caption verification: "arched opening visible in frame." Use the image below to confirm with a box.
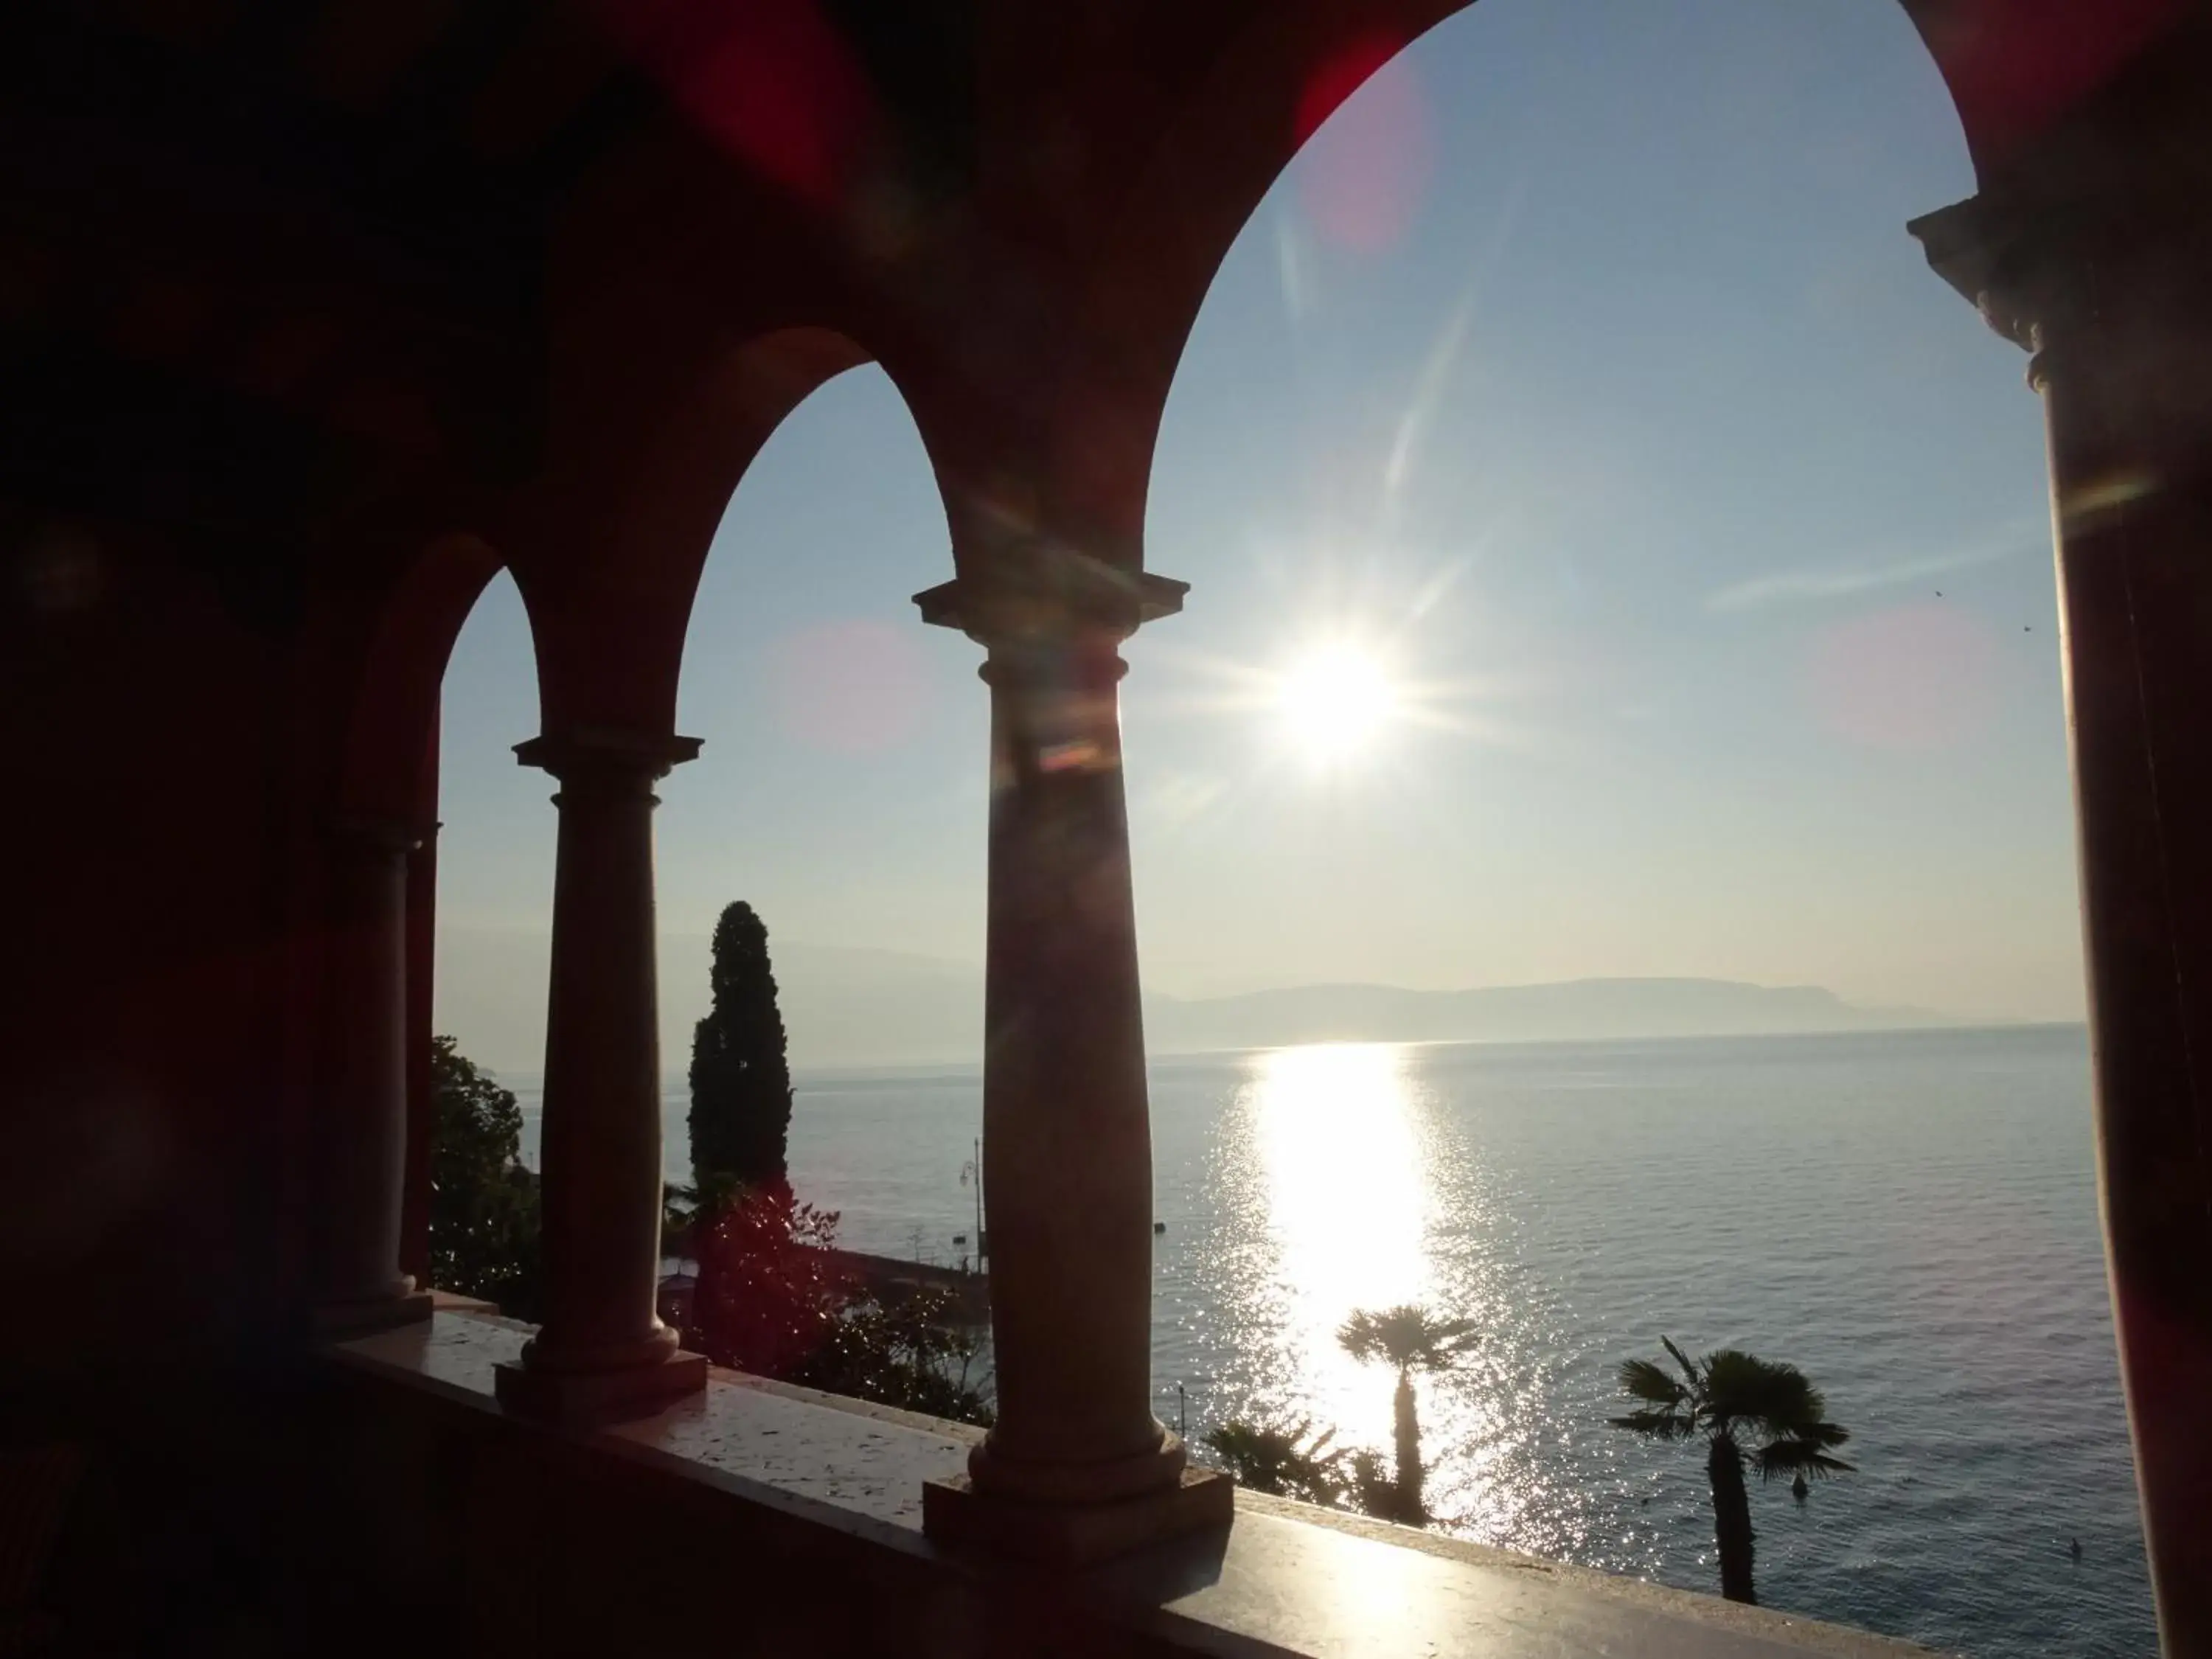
[323,531,520,1315]
[428,568,549,1095]
[1129,1,2134,1649]
[422,567,551,1312]
[665,358,984,1085]
[653,350,992,1392]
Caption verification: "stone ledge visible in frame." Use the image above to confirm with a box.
[309,1288,434,1340]
[925,1467,1234,1565]
[325,1310,1941,1659]
[493,1349,709,1428]
[1224,1488,1938,1659]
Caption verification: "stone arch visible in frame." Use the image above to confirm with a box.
[660,324,967,694]
[503,324,968,741]
[1099,0,2157,350]
[337,532,517,827]
[1045,0,2171,575]
[670,341,959,725]
[318,530,526,1293]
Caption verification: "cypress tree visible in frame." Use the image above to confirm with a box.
[688,901,793,1198]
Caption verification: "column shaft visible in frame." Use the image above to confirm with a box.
[400,826,438,1289]
[498,731,706,1421]
[971,630,1178,1498]
[913,566,1206,1536]
[2039,330,2212,1652]
[1914,159,2212,1647]
[311,821,426,1329]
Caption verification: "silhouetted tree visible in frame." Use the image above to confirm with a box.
[1346,1450,1405,1522]
[684,1187,847,1375]
[1203,1420,1347,1508]
[688,902,793,1196]
[1338,1304,1477,1525]
[803,1286,993,1426]
[661,1173,743,1259]
[685,1189,992,1426]
[1610,1338,1854,1604]
[425,1035,542,1318]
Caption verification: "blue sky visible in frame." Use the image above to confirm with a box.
[437,0,2080,1068]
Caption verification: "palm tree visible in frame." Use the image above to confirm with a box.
[1610,1338,1854,1605]
[1337,1304,1477,1524]
[1200,1419,1347,1508]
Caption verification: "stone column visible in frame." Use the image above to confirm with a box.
[493,728,708,1425]
[1914,164,2212,1651]
[915,564,1231,1562]
[400,820,439,1290]
[311,817,434,1335]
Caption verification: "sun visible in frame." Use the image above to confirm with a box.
[1275,641,1401,762]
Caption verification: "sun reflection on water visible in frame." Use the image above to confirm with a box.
[1214,1041,1543,1541]
[1251,1044,1435,1439]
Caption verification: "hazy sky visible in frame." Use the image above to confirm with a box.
[437,0,2083,1070]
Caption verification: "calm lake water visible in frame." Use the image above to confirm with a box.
[515,1025,2154,1658]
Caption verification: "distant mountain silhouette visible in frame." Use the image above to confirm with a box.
[437,929,984,1074]
[436,926,1961,1074]
[1141,977,1958,1054]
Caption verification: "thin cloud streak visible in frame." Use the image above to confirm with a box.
[1703,522,2048,612]
[1382,288,1477,515]
[1377,169,1528,539]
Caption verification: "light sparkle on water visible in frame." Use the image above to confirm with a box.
[1220,1042,1541,1542]
[522,1027,2151,1658]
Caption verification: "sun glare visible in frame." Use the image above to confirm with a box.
[1276,642,1400,762]
[1250,1044,1435,1447]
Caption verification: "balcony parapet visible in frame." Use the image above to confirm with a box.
[324,1309,1940,1659]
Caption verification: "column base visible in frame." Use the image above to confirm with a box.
[922,1467,1234,1564]
[311,1289,435,1341]
[493,1349,709,1428]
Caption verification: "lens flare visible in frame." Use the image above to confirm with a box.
[1293,34,1432,251]
[1805,602,2001,751]
[770,618,931,754]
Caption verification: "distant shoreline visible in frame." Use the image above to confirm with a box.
[792,1020,2085,1083]
[489,1020,2089,1096]
[439,937,2082,1082]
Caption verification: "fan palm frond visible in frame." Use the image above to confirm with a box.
[1202,1418,1349,1506]
[1660,1335,1703,1388]
[1609,1408,1696,1439]
[1338,1304,1478,1373]
[1611,1336,1855,1607]
[1752,1440,1858,1482]
[1702,1349,1828,1439]
[1618,1358,1688,1407]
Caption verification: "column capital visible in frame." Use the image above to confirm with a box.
[1907,40,2212,377]
[1909,186,2208,360]
[1913,164,2212,501]
[914,558,1187,649]
[514,728,703,782]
